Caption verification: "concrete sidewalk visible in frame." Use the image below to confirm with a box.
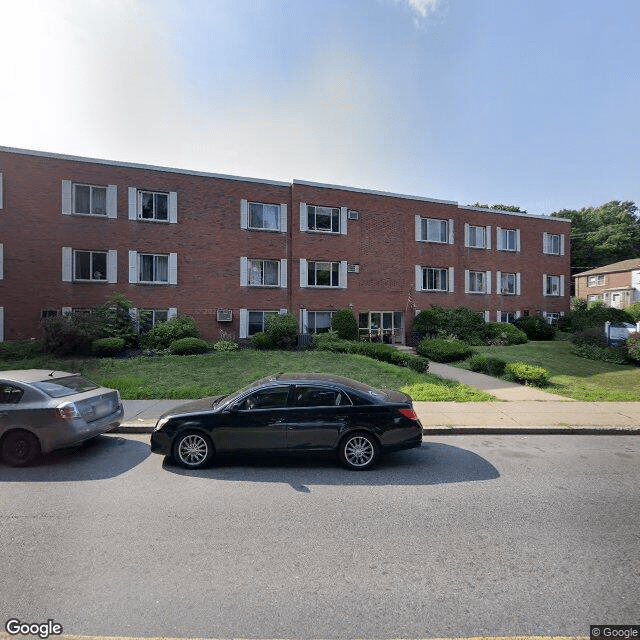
[116,362,640,435]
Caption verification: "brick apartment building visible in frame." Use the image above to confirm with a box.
[0,146,571,344]
[574,258,640,309]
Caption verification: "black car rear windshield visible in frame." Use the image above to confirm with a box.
[32,375,99,398]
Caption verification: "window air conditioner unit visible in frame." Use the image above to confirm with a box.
[279,308,288,315]
[347,263,360,273]
[217,309,233,322]
[347,209,360,220]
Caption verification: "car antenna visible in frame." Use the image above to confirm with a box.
[49,371,56,377]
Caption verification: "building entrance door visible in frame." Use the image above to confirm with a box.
[358,312,404,344]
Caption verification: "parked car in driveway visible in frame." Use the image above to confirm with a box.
[150,373,423,470]
[0,370,123,466]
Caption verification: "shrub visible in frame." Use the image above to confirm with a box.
[42,313,104,356]
[265,312,298,349]
[484,322,528,346]
[559,299,634,333]
[251,332,273,350]
[468,354,507,376]
[416,338,474,362]
[505,362,549,387]
[141,316,200,351]
[513,316,556,340]
[92,337,126,357]
[570,342,629,364]
[331,308,359,340]
[0,339,44,361]
[213,339,238,352]
[413,306,486,344]
[625,332,640,363]
[311,331,342,350]
[626,303,640,323]
[169,337,209,355]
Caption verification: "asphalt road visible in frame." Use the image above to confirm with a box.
[1,434,638,639]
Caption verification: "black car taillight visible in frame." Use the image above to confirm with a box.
[397,407,418,420]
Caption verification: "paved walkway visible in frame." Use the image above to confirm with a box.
[117,362,640,435]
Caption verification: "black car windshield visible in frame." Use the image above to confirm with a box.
[32,375,99,398]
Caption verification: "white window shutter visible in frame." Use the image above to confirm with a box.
[240,199,248,229]
[0,307,4,342]
[168,253,178,285]
[560,234,565,256]
[107,250,117,283]
[129,308,139,332]
[516,310,521,319]
[486,225,491,250]
[0,172,4,209]
[448,219,454,244]
[169,191,178,224]
[106,185,117,219]
[560,275,565,297]
[496,271,502,294]
[543,232,549,254]
[415,265,422,292]
[280,204,287,232]
[340,206,348,235]
[464,223,469,247]
[484,310,490,322]
[239,308,248,339]
[0,244,3,280]
[129,251,138,283]
[485,270,491,294]
[62,180,72,215]
[168,308,178,320]
[280,259,288,288]
[496,227,502,250]
[464,269,470,294]
[240,257,248,286]
[448,267,455,292]
[497,310,502,322]
[516,273,522,295]
[300,203,308,231]
[128,187,137,220]
[543,273,548,296]
[62,247,72,282]
[339,261,348,289]
[516,229,521,252]
[415,216,422,241]
[299,259,308,288]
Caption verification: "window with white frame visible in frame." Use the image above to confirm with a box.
[466,270,489,294]
[498,227,519,251]
[544,275,563,296]
[307,205,341,233]
[307,311,334,334]
[545,312,560,325]
[74,250,107,281]
[128,188,177,223]
[248,311,278,336]
[501,311,517,323]
[249,202,281,231]
[421,218,448,243]
[249,259,280,286]
[422,267,448,291]
[148,309,169,326]
[466,225,486,248]
[308,261,340,287]
[74,184,107,216]
[588,275,606,286]
[499,272,517,295]
[140,254,169,283]
[543,233,563,255]
[587,294,601,302]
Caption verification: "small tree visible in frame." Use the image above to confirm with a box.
[331,308,359,340]
[141,316,200,351]
[265,312,298,349]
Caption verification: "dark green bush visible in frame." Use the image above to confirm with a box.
[141,316,199,351]
[570,328,629,364]
[484,322,528,346]
[251,332,273,350]
[513,316,556,340]
[468,354,507,376]
[505,362,549,387]
[331,308,359,340]
[265,313,298,349]
[0,339,44,361]
[559,299,633,333]
[626,303,640,323]
[625,332,640,363]
[169,337,209,355]
[42,313,104,356]
[416,338,474,362]
[92,337,126,357]
[413,306,486,344]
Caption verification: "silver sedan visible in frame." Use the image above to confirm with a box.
[0,369,123,466]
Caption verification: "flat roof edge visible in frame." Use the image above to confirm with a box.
[458,204,571,223]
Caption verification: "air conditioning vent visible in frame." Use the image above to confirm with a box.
[347,263,360,273]
[278,308,288,315]
[217,309,233,322]
[347,209,360,220]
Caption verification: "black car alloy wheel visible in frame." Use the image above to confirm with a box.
[173,431,213,469]
[2,430,41,467]
[339,432,378,470]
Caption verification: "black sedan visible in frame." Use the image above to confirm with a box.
[150,373,423,470]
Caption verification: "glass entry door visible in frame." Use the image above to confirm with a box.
[358,312,404,344]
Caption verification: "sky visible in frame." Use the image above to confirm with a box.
[1,0,639,216]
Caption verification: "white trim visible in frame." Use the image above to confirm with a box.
[62,180,72,215]
[240,257,248,286]
[106,185,117,218]
[280,204,287,233]
[464,223,469,247]
[339,261,348,289]
[486,225,491,250]
[448,219,454,244]
[485,270,492,294]
[543,273,548,296]
[484,310,490,322]
[168,307,178,320]
[464,269,470,294]
[0,307,4,341]
[280,259,288,289]
[448,267,455,292]
[129,251,138,283]
[240,199,248,229]
[415,265,422,291]
[107,250,117,283]
[496,271,502,293]
[128,187,137,220]
[299,258,308,288]
[560,275,565,297]
[62,247,72,282]
[168,253,178,285]
[239,308,249,339]
[340,206,348,235]
[0,172,4,209]
[497,310,502,322]
[516,272,522,295]
[300,202,308,231]
[496,227,502,250]
[168,191,178,224]
[560,234,565,256]
[300,308,308,334]
[543,232,549,254]
[516,228,521,252]
[415,215,422,242]
[0,244,3,280]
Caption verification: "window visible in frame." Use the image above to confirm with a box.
[499,272,517,295]
[501,311,517,324]
[248,260,280,286]
[498,228,519,251]
[467,271,487,294]
[148,310,169,326]
[545,275,562,296]
[74,185,107,215]
[307,311,333,334]
[41,310,58,319]
[293,386,351,408]
[466,225,486,248]
[0,384,23,405]
[239,387,290,410]
[74,250,107,281]
[307,205,341,233]
[249,202,281,231]
[421,218,448,243]
[422,267,448,291]
[139,191,168,221]
[588,275,606,287]
[545,312,560,325]
[248,311,278,336]
[307,261,340,287]
[544,233,563,255]
[140,254,169,283]
[587,294,601,302]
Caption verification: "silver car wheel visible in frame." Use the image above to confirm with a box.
[342,434,377,469]
[176,433,210,468]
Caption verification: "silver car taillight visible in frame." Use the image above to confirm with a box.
[55,402,82,421]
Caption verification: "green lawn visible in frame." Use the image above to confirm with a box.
[0,350,493,401]
[455,340,640,401]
